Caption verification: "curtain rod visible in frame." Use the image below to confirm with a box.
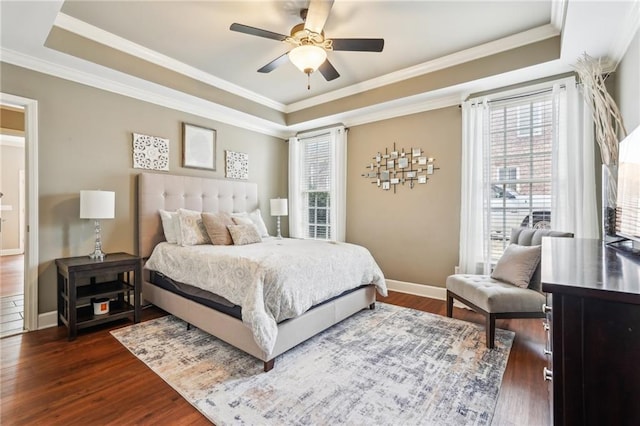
[486,85,564,104]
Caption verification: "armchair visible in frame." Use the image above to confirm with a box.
[446,228,573,348]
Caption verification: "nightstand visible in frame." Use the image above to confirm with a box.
[55,252,141,340]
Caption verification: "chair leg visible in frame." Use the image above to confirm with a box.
[486,313,496,349]
[446,291,454,318]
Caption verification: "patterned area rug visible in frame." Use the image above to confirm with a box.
[111,303,514,425]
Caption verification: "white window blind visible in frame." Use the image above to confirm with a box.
[488,94,554,261]
[300,132,332,239]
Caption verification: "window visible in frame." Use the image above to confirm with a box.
[460,77,599,275]
[488,95,553,261]
[301,134,332,239]
[288,126,347,241]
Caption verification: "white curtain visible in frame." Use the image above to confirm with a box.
[332,126,347,242]
[459,99,491,274]
[288,136,303,238]
[552,80,599,238]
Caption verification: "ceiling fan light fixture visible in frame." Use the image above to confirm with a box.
[288,45,327,75]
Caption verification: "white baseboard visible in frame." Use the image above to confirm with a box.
[37,311,58,330]
[385,279,468,309]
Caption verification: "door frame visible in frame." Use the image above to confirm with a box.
[1,93,39,331]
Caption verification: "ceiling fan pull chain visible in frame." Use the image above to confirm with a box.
[307,73,311,90]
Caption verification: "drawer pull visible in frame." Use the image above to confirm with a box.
[542,303,552,313]
[544,349,552,356]
[543,321,550,331]
[543,367,553,381]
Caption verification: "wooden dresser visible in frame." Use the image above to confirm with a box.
[541,238,640,426]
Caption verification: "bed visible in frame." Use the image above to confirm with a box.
[137,172,387,371]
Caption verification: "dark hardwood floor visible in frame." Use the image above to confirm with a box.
[0,291,549,425]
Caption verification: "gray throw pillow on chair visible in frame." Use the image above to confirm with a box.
[490,244,542,288]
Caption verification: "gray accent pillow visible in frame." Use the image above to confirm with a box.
[227,224,262,245]
[490,244,541,288]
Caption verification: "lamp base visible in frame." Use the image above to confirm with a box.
[89,250,106,261]
[89,219,107,261]
[276,216,283,239]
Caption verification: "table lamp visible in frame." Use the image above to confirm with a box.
[270,198,288,239]
[80,190,115,261]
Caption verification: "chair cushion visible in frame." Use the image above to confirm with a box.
[446,274,546,313]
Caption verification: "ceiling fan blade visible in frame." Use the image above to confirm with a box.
[318,59,340,81]
[304,0,334,34]
[230,23,287,42]
[257,53,290,73]
[331,38,384,52]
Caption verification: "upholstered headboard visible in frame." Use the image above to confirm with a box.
[137,173,259,258]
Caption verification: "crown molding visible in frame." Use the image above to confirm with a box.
[607,0,640,70]
[54,12,287,113]
[0,48,290,138]
[286,24,559,113]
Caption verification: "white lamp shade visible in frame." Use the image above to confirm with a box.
[288,45,327,74]
[80,190,115,219]
[270,198,288,216]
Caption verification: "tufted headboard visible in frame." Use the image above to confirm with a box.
[137,173,259,258]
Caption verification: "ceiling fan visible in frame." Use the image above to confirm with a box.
[230,0,384,89]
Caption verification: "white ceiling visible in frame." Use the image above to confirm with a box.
[1,1,638,136]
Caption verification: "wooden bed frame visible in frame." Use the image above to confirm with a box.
[137,172,376,371]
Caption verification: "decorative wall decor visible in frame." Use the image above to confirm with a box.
[132,133,169,171]
[361,142,440,193]
[225,150,249,180]
[183,123,216,171]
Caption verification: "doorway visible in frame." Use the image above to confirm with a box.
[0,124,26,337]
[0,94,39,335]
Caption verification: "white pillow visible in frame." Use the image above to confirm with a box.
[176,208,210,246]
[159,210,178,244]
[233,209,269,238]
[248,209,269,237]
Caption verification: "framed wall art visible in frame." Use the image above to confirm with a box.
[182,123,216,171]
[132,133,169,171]
[225,150,249,180]
[361,142,440,193]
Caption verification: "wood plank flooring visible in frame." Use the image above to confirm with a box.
[0,292,549,425]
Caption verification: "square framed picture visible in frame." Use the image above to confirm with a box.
[412,147,421,157]
[427,164,434,174]
[418,175,427,184]
[406,171,417,179]
[398,157,409,168]
[183,123,216,170]
[418,156,427,165]
[132,133,169,171]
[225,150,249,180]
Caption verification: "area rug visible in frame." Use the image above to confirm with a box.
[111,303,514,425]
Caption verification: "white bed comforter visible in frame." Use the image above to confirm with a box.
[144,238,387,355]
